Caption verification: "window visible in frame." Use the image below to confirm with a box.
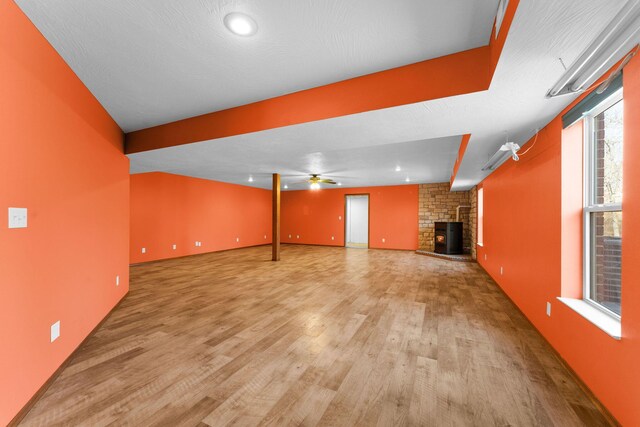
[477,187,484,245]
[583,90,623,318]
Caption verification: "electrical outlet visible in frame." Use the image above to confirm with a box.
[546,302,552,317]
[331,236,335,240]
[382,238,386,243]
[288,234,292,239]
[141,247,146,254]
[236,237,240,242]
[172,244,177,250]
[264,235,267,239]
[195,241,199,247]
[8,207,28,229]
[50,321,60,342]
[338,216,342,220]
[484,254,487,261]
[296,235,300,239]
[116,275,120,286]
[500,266,504,275]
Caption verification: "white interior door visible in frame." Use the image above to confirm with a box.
[346,195,369,248]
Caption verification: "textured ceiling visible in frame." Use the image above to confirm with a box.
[129,135,463,190]
[15,0,499,132]
[17,0,630,190]
[129,0,626,190]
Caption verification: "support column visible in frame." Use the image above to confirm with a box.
[272,173,281,261]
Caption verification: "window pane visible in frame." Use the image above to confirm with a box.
[594,100,623,205]
[590,211,622,315]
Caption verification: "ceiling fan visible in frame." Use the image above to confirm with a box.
[301,174,337,189]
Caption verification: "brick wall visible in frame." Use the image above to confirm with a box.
[598,237,622,307]
[418,183,473,253]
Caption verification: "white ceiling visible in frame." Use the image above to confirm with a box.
[15,0,499,132]
[129,134,463,190]
[129,0,626,190]
[17,0,630,190]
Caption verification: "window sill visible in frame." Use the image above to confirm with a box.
[557,297,621,340]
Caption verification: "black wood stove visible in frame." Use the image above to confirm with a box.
[434,222,463,255]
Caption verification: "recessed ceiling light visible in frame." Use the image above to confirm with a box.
[248,176,254,182]
[405,177,411,182]
[395,166,402,172]
[224,13,258,37]
[284,184,288,189]
[337,182,342,186]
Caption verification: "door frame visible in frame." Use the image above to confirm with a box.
[344,193,370,249]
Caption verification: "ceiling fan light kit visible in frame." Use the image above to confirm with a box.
[304,174,337,190]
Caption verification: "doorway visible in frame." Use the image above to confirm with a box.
[345,194,369,248]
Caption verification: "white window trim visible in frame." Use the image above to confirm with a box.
[581,88,623,322]
[477,188,484,246]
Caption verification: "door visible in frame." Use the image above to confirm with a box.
[345,195,369,248]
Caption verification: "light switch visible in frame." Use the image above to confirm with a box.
[546,302,552,317]
[172,244,177,250]
[51,321,60,342]
[8,207,27,229]
[141,247,146,254]
[116,275,120,286]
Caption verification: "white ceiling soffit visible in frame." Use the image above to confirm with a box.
[15,0,499,132]
[129,0,625,191]
[129,130,463,190]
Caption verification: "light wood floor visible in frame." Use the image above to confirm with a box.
[19,245,613,426]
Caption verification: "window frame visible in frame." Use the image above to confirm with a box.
[582,88,623,320]
[477,187,484,246]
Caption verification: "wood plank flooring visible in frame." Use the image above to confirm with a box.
[18,245,613,426]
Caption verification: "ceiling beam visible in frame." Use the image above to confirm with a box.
[450,134,472,189]
[125,0,519,155]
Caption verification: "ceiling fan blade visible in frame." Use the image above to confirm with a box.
[320,180,337,184]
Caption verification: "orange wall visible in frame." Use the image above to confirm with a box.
[130,173,272,263]
[281,185,418,250]
[450,134,471,186]
[0,2,129,425]
[478,56,640,425]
